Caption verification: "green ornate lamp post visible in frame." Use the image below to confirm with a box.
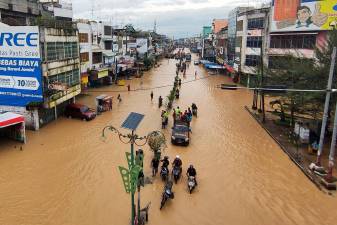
[102,113,166,225]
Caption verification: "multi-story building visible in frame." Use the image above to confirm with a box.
[0,0,40,25]
[234,7,270,87]
[267,0,334,70]
[227,7,253,64]
[215,27,228,65]
[212,19,228,34]
[0,0,80,130]
[202,26,212,38]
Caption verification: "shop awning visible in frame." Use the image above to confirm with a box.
[0,112,24,128]
[103,52,115,57]
[207,64,225,69]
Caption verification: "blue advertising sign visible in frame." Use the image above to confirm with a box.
[0,26,42,106]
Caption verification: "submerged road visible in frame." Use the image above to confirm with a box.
[0,54,336,225]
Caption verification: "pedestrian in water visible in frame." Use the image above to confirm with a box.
[150,91,154,101]
[161,111,166,129]
[173,109,176,125]
[188,107,192,117]
[117,94,122,103]
[127,84,131,91]
[158,96,163,108]
[195,71,197,79]
[151,157,160,177]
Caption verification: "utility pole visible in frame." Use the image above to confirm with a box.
[260,43,265,123]
[327,96,337,182]
[316,47,337,167]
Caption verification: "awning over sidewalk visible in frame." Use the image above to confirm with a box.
[205,64,225,69]
[0,112,24,128]
[0,112,26,143]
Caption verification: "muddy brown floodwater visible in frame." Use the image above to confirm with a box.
[0,54,336,225]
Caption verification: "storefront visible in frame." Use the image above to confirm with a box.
[81,73,89,90]
[89,68,110,87]
[0,112,26,143]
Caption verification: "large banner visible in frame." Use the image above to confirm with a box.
[0,26,42,106]
[271,0,337,32]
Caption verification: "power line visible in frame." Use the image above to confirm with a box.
[82,75,213,93]
[216,85,337,93]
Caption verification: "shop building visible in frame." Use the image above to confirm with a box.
[234,7,270,87]
[267,0,334,69]
[0,0,80,130]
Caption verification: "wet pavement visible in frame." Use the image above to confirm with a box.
[0,54,336,225]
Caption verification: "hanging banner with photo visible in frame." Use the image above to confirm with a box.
[271,0,337,32]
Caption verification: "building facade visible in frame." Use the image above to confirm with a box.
[0,0,80,130]
[234,7,270,87]
[0,0,40,25]
[227,7,253,64]
[267,0,334,70]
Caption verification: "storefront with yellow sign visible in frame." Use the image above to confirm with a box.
[89,68,110,87]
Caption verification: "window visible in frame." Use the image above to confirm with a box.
[46,42,79,61]
[64,42,72,58]
[46,43,56,61]
[56,42,64,60]
[247,36,262,48]
[72,42,78,58]
[104,26,112,36]
[48,69,80,87]
[79,33,89,43]
[270,35,316,49]
[245,55,260,67]
[93,52,102,64]
[105,41,112,50]
[236,20,243,31]
[235,36,242,48]
[80,52,89,62]
[248,18,264,29]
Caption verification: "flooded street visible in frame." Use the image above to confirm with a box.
[0,54,336,225]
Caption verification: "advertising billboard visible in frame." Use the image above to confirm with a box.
[271,0,337,32]
[0,26,42,106]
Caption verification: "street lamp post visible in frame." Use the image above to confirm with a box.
[102,112,165,225]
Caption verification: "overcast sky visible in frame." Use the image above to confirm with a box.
[71,0,267,38]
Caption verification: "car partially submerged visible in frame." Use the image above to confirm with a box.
[171,121,191,146]
[194,60,200,65]
[65,103,96,121]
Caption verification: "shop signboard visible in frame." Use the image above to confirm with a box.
[271,0,337,32]
[0,26,42,106]
[98,69,109,79]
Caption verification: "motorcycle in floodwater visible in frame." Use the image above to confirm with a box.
[160,181,174,210]
[160,166,169,182]
[187,176,196,194]
[172,166,182,184]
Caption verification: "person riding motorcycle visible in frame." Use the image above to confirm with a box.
[172,155,182,172]
[187,165,197,185]
[161,156,169,168]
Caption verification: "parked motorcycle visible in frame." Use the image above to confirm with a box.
[160,181,174,210]
[172,166,182,184]
[160,166,169,182]
[187,176,196,194]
